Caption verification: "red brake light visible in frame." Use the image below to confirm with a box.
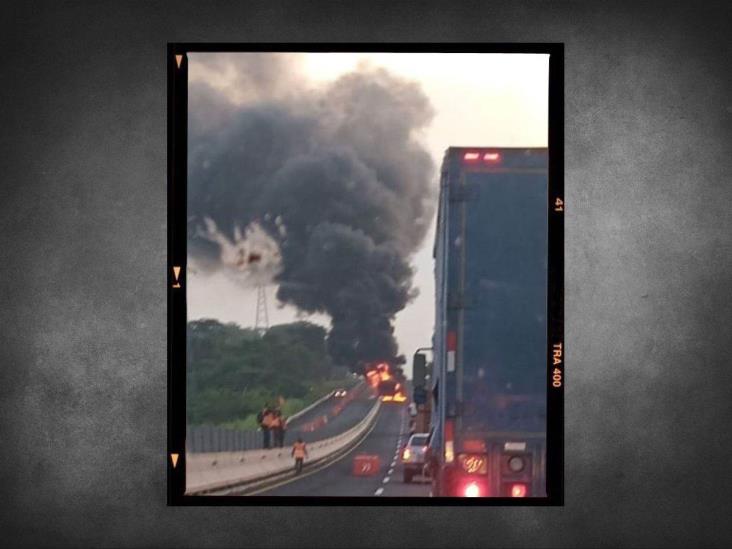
[464,482,481,497]
[463,152,480,161]
[511,483,527,498]
[483,152,501,162]
[446,331,457,352]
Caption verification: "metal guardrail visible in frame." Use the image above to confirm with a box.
[286,390,335,423]
[186,425,263,453]
[186,399,382,495]
[186,381,365,453]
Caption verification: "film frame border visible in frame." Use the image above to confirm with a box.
[167,42,564,506]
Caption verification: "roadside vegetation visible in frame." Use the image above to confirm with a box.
[187,319,355,429]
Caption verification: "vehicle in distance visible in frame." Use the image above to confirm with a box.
[364,361,408,402]
[401,433,431,483]
[379,378,407,402]
[334,388,347,398]
[427,147,549,497]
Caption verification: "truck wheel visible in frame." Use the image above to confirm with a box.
[404,470,413,483]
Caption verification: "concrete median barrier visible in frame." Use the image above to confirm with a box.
[186,399,381,495]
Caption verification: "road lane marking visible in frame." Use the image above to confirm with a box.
[391,461,396,467]
[374,487,384,496]
[383,477,390,484]
[388,468,394,475]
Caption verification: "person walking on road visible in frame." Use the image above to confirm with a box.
[292,437,308,474]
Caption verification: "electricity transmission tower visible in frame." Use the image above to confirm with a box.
[254,284,269,336]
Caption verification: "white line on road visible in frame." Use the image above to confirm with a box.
[391,461,396,467]
[383,477,390,484]
[374,487,384,496]
[388,468,394,475]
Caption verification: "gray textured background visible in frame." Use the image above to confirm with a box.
[1,1,731,547]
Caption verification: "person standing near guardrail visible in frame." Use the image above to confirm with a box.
[271,410,285,448]
[278,412,288,448]
[281,415,288,447]
[258,405,274,449]
[292,437,308,474]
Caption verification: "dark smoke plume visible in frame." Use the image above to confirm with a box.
[188,53,435,369]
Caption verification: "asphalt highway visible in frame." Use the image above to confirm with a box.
[252,399,431,497]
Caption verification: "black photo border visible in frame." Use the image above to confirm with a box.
[167,42,564,506]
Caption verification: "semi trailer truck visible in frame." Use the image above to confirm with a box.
[415,147,550,497]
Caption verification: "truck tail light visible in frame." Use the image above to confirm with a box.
[511,483,527,498]
[446,331,457,351]
[446,331,457,373]
[463,152,480,161]
[445,441,454,463]
[444,419,454,463]
[464,482,481,497]
[508,455,525,472]
[483,152,501,163]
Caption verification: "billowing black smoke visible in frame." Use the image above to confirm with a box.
[188,53,435,369]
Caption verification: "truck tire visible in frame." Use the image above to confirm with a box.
[403,470,413,483]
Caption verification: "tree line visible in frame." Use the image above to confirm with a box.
[187,319,349,429]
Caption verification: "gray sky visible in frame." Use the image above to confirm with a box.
[187,52,548,376]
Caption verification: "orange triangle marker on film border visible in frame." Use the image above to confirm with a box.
[172,266,181,288]
[171,453,179,468]
[175,55,183,68]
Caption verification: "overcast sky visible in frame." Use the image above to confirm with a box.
[187,52,548,376]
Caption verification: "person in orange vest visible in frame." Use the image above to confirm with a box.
[291,437,308,474]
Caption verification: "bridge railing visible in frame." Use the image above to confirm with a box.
[186,381,366,453]
[185,399,381,495]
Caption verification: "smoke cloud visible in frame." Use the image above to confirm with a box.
[196,217,283,286]
[188,53,436,369]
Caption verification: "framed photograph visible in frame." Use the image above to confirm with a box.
[168,44,563,505]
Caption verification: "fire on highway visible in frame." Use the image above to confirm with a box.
[169,48,562,502]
